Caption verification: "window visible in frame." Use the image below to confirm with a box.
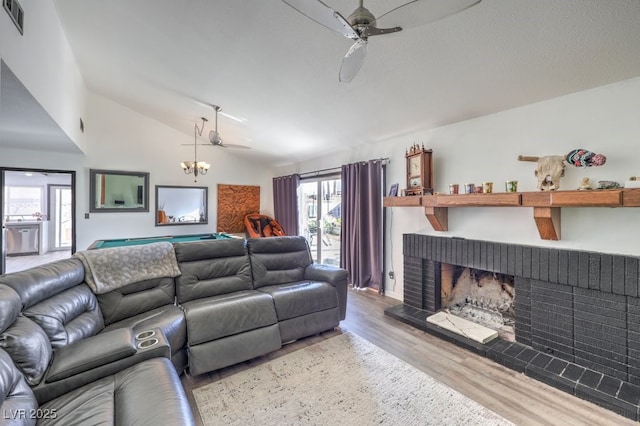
[3,186,44,221]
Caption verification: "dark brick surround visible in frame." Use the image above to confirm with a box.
[384,234,640,420]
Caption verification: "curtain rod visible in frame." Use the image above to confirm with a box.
[298,157,389,177]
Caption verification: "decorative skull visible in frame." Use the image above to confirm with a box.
[534,155,565,191]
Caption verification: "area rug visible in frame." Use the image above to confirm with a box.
[192,333,514,425]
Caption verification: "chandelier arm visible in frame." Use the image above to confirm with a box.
[194,117,206,137]
[182,117,212,182]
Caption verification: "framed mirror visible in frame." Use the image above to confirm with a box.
[156,185,208,226]
[89,169,149,212]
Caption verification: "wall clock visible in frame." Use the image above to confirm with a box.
[404,144,433,196]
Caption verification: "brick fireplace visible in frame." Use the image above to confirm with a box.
[385,234,640,420]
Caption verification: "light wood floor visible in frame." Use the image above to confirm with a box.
[181,289,630,426]
[4,250,72,274]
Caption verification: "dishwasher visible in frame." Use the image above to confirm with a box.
[6,224,40,256]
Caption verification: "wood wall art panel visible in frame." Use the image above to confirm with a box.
[217,184,260,233]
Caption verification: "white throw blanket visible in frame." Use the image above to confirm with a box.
[74,242,181,294]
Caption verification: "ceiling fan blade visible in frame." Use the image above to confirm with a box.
[220,143,251,150]
[373,0,481,30]
[282,0,359,39]
[339,39,367,83]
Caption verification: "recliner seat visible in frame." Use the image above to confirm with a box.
[247,236,347,343]
[174,238,281,375]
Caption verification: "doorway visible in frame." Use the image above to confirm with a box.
[1,168,76,274]
[48,184,73,250]
[298,176,341,265]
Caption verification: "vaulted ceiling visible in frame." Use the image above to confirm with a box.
[7,1,640,166]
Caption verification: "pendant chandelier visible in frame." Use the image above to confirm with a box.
[181,118,210,182]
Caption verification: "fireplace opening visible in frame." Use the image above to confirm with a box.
[440,263,515,342]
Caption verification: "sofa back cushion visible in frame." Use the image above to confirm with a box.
[0,348,38,423]
[0,258,85,309]
[246,236,313,288]
[0,259,104,349]
[174,239,253,303]
[0,316,52,387]
[0,284,21,334]
[97,277,176,326]
[22,284,104,349]
[0,284,52,386]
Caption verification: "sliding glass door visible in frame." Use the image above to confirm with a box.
[298,176,341,265]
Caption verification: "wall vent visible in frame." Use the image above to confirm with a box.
[3,0,24,35]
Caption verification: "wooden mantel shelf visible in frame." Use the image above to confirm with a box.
[383,188,639,240]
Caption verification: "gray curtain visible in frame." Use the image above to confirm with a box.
[273,174,300,235]
[340,160,383,291]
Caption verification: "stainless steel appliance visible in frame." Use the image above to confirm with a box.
[6,223,39,256]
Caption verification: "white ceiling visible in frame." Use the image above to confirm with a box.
[8,1,640,166]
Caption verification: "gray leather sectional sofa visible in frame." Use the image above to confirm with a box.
[0,236,348,425]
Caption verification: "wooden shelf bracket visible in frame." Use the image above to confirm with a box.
[533,207,561,240]
[424,206,448,231]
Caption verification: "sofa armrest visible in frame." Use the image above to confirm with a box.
[304,264,348,321]
[34,327,171,404]
[46,328,136,382]
[304,264,347,286]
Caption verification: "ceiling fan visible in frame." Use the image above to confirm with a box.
[207,105,250,149]
[183,104,251,149]
[282,0,481,82]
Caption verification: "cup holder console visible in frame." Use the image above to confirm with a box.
[135,330,161,350]
[135,330,155,340]
[137,338,159,349]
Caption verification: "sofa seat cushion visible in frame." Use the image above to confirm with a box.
[257,281,339,321]
[182,290,277,345]
[101,305,186,356]
[38,358,194,425]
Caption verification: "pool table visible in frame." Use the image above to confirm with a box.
[88,232,236,249]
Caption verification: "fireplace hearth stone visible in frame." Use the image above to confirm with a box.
[427,311,498,344]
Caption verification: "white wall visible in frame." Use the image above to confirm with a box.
[80,93,274,249]
[276,76,640,301]
[0,0,86,150]
[1,92,274,250]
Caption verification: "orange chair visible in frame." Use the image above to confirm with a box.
[244,214,286,238]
